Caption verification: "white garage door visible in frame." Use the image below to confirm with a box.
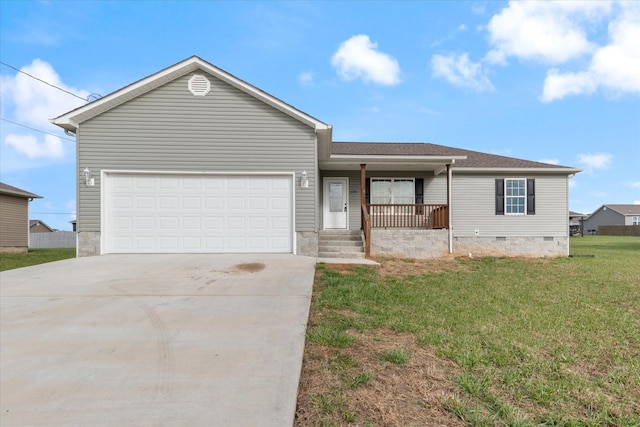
[104,173,293,254]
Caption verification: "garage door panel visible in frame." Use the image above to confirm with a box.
[105,174,292,254]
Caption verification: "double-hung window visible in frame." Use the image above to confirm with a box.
[496,178,535,215]
[370,178,415,205]
[633,216,640,226]
[505,178,526,214]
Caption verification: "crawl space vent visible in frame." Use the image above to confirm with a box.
[188,74,211,96]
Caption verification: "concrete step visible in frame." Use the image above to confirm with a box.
[318,245,365,253]
[318,251,366,259]
[317,240,363,247]
[318,230,365,259]
[318,234,362,242]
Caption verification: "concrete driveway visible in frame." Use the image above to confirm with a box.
[0,254,316,427]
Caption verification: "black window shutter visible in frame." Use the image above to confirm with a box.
[415,178,424,204]
[496,179,505,215]
[365,178,370,204]
[527,178,535,215]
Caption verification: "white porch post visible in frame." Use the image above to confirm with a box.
[447,163,453,254]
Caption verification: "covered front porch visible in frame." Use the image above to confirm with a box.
[319,148,467,258]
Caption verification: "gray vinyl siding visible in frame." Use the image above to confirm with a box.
[452,174,569,237]
[583,208,625,232]
[0,194,28,248]
[77,71,317,233]
[320,171,447,230]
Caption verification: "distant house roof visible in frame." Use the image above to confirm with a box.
[0,182,42,199]
[569,211,585,218]
[331,142,581,173]
[29,219,55,232]
[599,204,640,216]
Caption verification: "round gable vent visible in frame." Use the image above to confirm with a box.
[188,74,211,96]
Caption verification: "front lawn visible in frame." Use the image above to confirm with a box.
[0,248,76,272]
[296,236,640,426]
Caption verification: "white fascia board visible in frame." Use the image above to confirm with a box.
[330,155,467,162]
[51,56,329,132]
[454,167,583,174]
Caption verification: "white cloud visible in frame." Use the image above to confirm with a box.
[539,158,560,165]
[540,69,597,102]
[298,71,314,86]
[458,24,467,31]
[625,181,640,188]
[1,59,89,164]
[331,35,401,86]
[5,134,64,158]
[431,53,494,91]
[485,1,611,65]
[541,3,640,101]
[634,200,640,204]
[568,180,577,188]
[1,58,89,127]
[577,152,612,172]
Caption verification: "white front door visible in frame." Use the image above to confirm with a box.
[323,178,348,229]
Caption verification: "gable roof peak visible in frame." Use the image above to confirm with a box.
[51,55,329,133]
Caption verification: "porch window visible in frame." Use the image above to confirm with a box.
[370,178,414,204]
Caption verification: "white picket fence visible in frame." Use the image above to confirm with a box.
[30,232,77,249]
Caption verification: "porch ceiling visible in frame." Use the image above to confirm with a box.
[319,156,465,173]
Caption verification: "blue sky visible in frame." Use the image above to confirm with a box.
[1,0,639,231]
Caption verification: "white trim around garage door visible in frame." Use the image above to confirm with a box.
[100,170,296,255]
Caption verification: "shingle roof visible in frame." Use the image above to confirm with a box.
[604,204,640,216]
[29,219,54,231]
[331,142,577,170]
[0,182,42,199]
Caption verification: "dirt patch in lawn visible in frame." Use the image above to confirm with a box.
[295,318,466,426]
[319,258,470,278]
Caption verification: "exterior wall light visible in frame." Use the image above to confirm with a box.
[83,168,95,186]
[301,170,309,188]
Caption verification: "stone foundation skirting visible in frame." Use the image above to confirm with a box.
[453,236,568,258]
[368,230,569,259]
[370,229,449,259]
[296,231,318,257]
[78,232,101,257]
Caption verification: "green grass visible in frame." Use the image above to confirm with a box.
[310,236,640,426]
[0,248,75,271]
[378,347,411,366]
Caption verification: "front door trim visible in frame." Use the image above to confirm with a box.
[323,177,349,230]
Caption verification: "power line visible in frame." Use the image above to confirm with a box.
[0,118,76,142]
[31,212,76,215]
[0,61,90,102]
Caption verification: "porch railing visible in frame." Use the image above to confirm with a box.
[367,204,448,229]
[360,203,448,258]
[361,204,371,257]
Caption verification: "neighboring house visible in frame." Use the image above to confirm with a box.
[569,211,586,235]
[51,56,581,259]
[0,182,42,253]
[583,204,640,234]
[30,219,55,233]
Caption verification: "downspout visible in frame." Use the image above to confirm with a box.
[447,162,453,254]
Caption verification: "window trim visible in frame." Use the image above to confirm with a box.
[369,178,415,205]
[496,178,535,216]
[505,178,527,215]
